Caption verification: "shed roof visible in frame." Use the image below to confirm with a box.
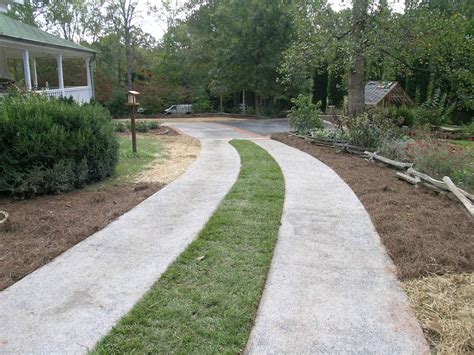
[0,14,96,54]
[365,81,398,105]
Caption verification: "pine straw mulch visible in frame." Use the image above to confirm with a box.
[0,129,200,291]
[403,273,473,354]
[272,133,473,354]
[0,183,162,290]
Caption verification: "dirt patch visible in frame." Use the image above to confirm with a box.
[0,183,162,290]
[272,133,474,280]
[137,135,201,184]
[403,273,473,353]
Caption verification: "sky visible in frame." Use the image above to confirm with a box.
[138,0,405,41]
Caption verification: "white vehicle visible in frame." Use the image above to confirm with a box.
[165,104,193,115]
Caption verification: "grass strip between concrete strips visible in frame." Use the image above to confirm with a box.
[93,139,285,354]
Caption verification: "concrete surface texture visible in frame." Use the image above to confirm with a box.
[167,119,305,139]
[0,120,427,354]
[0,139,240,353]
[217,118,290,136]
[167,121,263,140]
[215,117,334,135]
[245,139,429,354]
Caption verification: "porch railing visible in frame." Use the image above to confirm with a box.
[39,86,92,104]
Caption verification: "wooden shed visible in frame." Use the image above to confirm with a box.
[365,81,413,108]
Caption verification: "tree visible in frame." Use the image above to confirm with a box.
[7,0,44,26]
[43,0,88,41]
[348,0,368,116]
[106,0,139,89]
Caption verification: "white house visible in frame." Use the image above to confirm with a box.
[0,0,96,103]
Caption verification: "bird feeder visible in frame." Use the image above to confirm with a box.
[126,90,140,153]
[127,90,140,107]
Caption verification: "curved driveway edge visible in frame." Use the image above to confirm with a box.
[0,140,240,353]
[246,139,429,354]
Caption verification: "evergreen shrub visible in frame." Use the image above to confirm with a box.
[0,93,119,196]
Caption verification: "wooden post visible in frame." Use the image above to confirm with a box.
[130,105,137,153]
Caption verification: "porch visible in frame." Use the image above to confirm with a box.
[0,13,96,103]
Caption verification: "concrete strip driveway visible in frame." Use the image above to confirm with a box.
[165,121,428,353]
[0,140,240,353]
[216,117,334,135]
[245,139,428,354]
[1,120,427,353]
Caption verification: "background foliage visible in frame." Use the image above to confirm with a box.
[5,0,474,123]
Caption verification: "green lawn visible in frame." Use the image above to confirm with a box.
[91,135,165,189]
[93,140,285,354]
[115,135,165,180]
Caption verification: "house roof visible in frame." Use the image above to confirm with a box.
[365,81,398,105]
[0,14,96,54]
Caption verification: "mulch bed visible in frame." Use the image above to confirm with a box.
[272,133,474,281]
[0,183,163,290]
[151,126,179,136]
[116,126,179,137]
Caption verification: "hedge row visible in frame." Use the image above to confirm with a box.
[0,94,119,196]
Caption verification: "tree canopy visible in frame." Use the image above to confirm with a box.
[6,0,473,122]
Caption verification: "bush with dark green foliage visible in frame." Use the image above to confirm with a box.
[135,121,150,132]
[148,121,160,129]
[413,89,451,127]
[0,94,119,196]
[105,88,129,116]
[114,121,128,132]
[113,120,160,133]
[387,106,415,126]
[192,89,212,113]
[288,94,323,134]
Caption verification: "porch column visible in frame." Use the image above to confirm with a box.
[22,49,32,90]
[57,53,64,95]
[85,57,93,99]
[32,58,38,89]
[0,53,9,79]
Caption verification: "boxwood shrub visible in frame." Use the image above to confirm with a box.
[0,94,119,196]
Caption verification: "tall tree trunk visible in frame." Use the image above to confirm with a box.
[125,29,133,90]
[233,92,239,111]
[348,0,368,116]
[255,93,261,117]
[313,67,329,112]
[242,89,246,115]
[219,94,223,112]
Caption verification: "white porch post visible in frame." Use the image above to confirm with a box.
[57,53,64,96]
[22,49,32,90]
[0,52,9,79]
[85,57,93,99]
[32,58,38,89]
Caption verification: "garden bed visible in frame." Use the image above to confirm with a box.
[273,133,473,279]
[0,183,162,290]
[0,130,200,291]
[273,133,473,352]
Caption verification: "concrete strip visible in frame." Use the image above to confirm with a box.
[246,139,429,354]
[167,121,262,140]
[0,139,240,354]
